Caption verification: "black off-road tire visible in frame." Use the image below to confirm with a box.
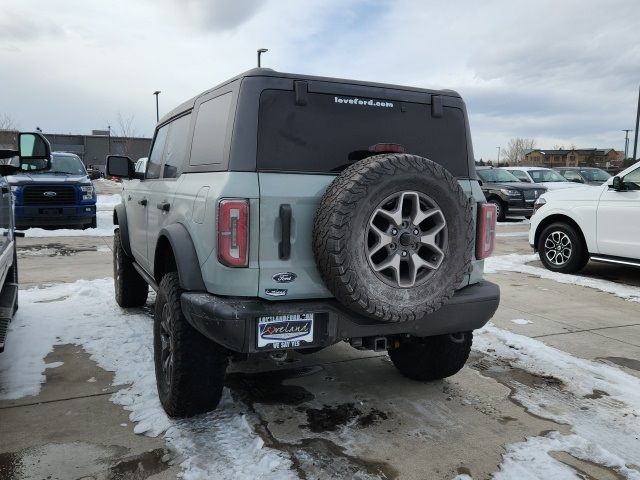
[154,272,228,417]
[537,222,589,274]
[313,154,474,323]
[113,228,148,307]
[488,198,505,222]
[388,332,473,381]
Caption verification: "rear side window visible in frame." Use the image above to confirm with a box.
[147,125,169,179]
[162,113,191,179]
[190,93,232,166]
[257,90,469,176]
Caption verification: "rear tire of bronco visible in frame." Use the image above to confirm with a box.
[114,229,148,307]
[388,332,473,381]
[154,272,228,417]
[313,154,474,323]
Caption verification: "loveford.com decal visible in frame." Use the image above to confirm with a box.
[257,314,314,348]
[334,96,394,108]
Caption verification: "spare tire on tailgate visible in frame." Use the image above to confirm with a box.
[313,153,473,323]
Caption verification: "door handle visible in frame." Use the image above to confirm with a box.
[157,201,170,212]
[138,198,148,206]
[127,195,132,201]
[278,204,292,260]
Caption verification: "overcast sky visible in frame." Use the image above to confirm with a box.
[1,0,639,160]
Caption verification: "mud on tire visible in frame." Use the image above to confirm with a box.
[313,154,474,323]
[388,332,473,381]
[154,272,228,417]
[114,228,148,308]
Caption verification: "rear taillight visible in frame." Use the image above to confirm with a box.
[218,199,249,267]
[476,203,497,260]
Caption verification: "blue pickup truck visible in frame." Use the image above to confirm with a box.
[8,151,97,230]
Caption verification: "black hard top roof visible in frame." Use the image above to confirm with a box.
[160,68,461,124]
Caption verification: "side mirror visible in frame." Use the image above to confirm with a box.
[0,132,52,176]
[478,179,483,186]
[107,155,136,179]
[611,176,624,191]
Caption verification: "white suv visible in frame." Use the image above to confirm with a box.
[529,161,640,273]
[502,166,582,191]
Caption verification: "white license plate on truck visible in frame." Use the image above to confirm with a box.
[256,313,314,349]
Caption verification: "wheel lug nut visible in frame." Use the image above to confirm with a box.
[391,228,398,235]
[413,229,419,235]
[402,250,408,257]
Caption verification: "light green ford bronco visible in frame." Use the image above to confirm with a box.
[107,69,500,417]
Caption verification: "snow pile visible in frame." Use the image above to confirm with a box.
[20,211,115,238]
[510,319,532,325]
[475,325,640,478]
[0,279,293,479]
[485,253,640,303]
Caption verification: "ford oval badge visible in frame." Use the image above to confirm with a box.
[272,272,297,283]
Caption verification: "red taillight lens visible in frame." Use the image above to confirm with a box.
[476,203,497,260]
[218,199,249,267]
[369,143,405,153]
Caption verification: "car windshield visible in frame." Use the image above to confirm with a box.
[529,169,568,182]
[580,169,611,182]
[21,153,87,175]
[477,168,521,183]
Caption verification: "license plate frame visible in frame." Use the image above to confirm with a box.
[256,313,314,350]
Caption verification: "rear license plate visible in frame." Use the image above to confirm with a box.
[257,313,314,349]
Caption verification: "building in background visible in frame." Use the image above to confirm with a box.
[524,148,623,168]
[0,130,151,172]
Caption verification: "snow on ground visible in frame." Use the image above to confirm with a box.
[476,324,640,479]
[96,194,122,211]
[0,279,294,479]
[497,218,530,225]
[510,318,532,325]
[485,253,640,303]
[495,231,528,238]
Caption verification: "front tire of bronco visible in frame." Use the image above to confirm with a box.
[154,272,228,417]
[388,332,473,381]
[114,228,148,307]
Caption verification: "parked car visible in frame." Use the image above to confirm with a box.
[106,68,500,418]
[555,167,611,185]
[530,161,640,273]
[0,132,52,352]
[476,166,546,221]
[501,166,582,191]
[87,166,104,180]
[8,151,97,229]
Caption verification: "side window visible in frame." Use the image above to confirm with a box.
[563,170,581,181]
[190,93,232,166]
[623,167,640,190]
[162,113,191,179]
[147,125,169,180]
[510,170,530,182]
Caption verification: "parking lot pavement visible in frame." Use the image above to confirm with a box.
[0,217,638,479]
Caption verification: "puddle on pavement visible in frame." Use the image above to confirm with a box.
[301,402,389,433]
[18,243,100,258]
[225,366,319,408]
[599,356,640,372]
[0,441,167,480]
[255,422,398,480]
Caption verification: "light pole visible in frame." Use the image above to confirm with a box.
[107,125,111,154]
[257,48,268,68]
[622,129,632,159]
[153,91,161,123]
[496,146,501,165]
[633,84,640,161]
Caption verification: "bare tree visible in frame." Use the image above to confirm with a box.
[0,114,18,131]
[113,112,139,155]
[503,137,537,165]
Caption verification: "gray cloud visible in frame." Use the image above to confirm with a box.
[0,9,65,41]
[177,0,267,30]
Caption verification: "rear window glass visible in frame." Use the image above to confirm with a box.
[190,93,232,166]
[257,90,469,176]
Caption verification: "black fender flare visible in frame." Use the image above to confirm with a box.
[156,223,206,291]
[113,204,133,257]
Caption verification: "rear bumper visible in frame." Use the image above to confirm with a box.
[181,280,500,353]
[15,205,96,228]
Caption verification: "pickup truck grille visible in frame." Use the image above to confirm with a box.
[23,186,76,205]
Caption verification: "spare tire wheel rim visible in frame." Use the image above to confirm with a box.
[366,190,447,288]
